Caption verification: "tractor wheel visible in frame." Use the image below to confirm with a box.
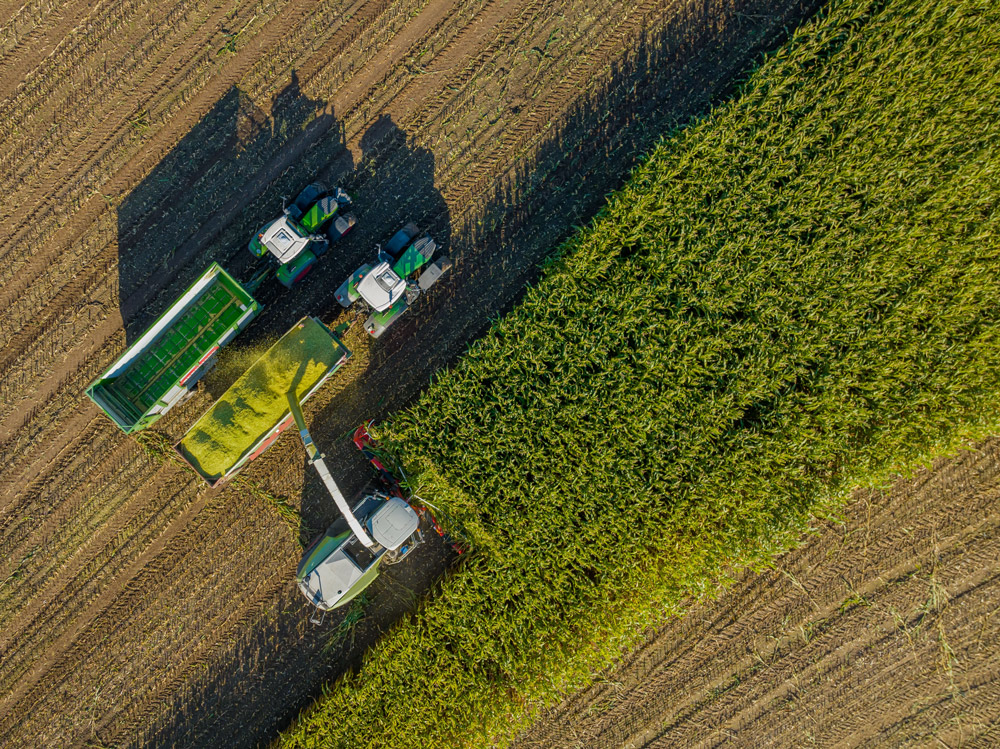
[294,182,327,212]
[277,253,317,288]
[288,262,315,287]
[384,222,420,258]
[328,213,357,242]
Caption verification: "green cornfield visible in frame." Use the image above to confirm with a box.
[279,0,1000,746]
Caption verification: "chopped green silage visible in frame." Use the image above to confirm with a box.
[180,318,344,480]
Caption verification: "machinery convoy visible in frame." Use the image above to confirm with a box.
[87,180,455,613]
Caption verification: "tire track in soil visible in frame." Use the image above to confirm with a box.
[0,441,168,636]
[514,439,1000,749]
[0,0,239,225]
[0,0,274,300]
[0,0,114,103]
[2,482,295,746]
[0,333,123,483]
[0,0,85,93]
[0,427,136,588]
[0,471,206,726]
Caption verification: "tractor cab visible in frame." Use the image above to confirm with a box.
[334,222,451,337]
[258,215,314,264]
[297,495,421,611]
[248,183,356,288]
[356,262,407,312]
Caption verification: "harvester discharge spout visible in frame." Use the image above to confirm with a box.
[287,393,375,548]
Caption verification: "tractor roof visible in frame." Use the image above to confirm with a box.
[261,216,311,263]
[357,262,406,312]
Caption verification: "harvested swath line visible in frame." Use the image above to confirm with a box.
[0,473,209,727]
[0,447,184,626]
[0,490,284,745]
[0,470,196,682]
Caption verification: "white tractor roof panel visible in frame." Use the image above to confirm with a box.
[262,217,310,263]
[357,262,406,312]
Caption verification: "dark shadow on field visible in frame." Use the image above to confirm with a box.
[116,71,348,343]
[126,0,823,747]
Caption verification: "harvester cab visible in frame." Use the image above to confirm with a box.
[335,222,452,337]
[249,183,356,288]
[297,493,422,617]
[287,394,423,614]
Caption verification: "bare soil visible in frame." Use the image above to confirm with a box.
[0,0,821,746]
[515,438,1000,749]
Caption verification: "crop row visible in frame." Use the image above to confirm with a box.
[278,0,1000,746]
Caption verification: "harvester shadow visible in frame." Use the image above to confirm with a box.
[137,0,824,745]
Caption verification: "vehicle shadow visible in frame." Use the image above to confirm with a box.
[116,71,347,344]
[125,0,823,746]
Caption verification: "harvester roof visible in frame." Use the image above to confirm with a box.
[298,534,382,610]
[369,497,419,550]
[296,497,418,610]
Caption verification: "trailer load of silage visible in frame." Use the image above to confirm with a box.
[180,318,345,480]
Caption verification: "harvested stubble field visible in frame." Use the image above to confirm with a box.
[517,438,1000,748]
[0,0,821,746]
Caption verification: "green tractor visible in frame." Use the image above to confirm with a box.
[248,182,356,288]
[334,223,451,338]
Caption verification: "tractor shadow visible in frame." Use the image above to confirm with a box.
[133,0,824,746]
[116,71,348,344]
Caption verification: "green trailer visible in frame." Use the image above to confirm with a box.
[176,316,351,486]
[87,263,261,433]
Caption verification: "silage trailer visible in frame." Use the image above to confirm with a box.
[175,316,352,487]
[86,263,261,433]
